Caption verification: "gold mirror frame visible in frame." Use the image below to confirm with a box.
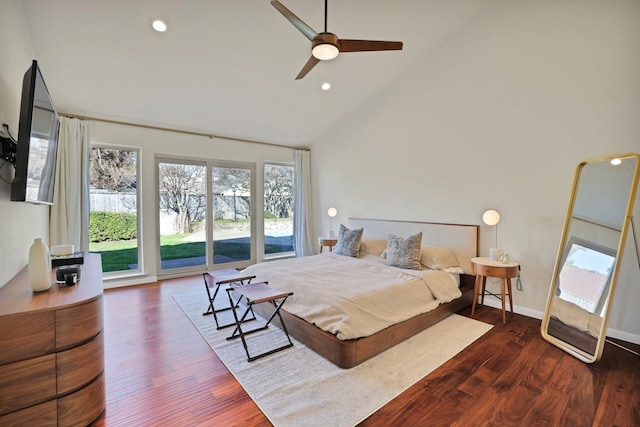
[541,153,640,363]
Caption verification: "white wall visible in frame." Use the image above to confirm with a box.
[311,0,640,339]
[0,0,50,289]
[89,121,295,287]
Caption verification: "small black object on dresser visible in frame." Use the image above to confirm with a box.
[51,251,85,267]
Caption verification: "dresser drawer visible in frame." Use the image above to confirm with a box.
[0,354,56,415]
[57,372,106,427]
[0,400,57,427]
[0,311,55,365]
[56,296,104,349]
[57,330,105,395]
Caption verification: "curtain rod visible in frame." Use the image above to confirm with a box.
[58,112,310,152]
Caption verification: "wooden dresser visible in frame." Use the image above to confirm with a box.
[0,253,105,426]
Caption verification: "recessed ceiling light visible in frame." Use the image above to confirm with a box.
[152,19,168,32]
[611,158,622,166]
[321,82,331,91]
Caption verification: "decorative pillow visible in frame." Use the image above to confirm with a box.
[386,232,422,270]
[333,224,363,257]
[420,245,461,270]
[359,239,387,257]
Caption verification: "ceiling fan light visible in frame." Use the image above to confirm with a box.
[312,43,339,60]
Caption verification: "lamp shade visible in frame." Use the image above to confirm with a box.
[327,207,337,218]
[482,209,500,226]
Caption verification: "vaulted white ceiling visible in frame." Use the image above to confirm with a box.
[21,0,494,147]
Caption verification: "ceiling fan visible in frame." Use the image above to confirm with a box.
[271,0,403,80]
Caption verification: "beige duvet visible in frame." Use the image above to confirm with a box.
[242,253,462,340]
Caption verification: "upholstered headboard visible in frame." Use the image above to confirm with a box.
[348,218,479,274]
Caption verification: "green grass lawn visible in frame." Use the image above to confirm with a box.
[91,234,258,272]
[90,234,209,272]
[91,218,294,273]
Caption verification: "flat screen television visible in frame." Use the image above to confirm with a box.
[11,60,60,204]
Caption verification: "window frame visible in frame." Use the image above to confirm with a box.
[89,143,143,278]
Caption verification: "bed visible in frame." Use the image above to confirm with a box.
[244,218,479,368]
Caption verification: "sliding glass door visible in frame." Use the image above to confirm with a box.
[157,160,207,271]
[211,164,254,264]
[157,158,255,274]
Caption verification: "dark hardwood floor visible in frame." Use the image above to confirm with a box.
[91,275,640,427]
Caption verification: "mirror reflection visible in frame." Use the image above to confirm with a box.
[541,153,640,363]
[557,238,615,316]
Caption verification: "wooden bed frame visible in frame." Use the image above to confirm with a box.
[254,219,480,369]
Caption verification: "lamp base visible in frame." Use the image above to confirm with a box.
[489,248,503,261]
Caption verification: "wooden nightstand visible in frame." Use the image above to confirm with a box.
[471,256,519,324]
[318,237,338,253]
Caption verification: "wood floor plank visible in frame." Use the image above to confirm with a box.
[416,388,481,426]
[90,276,640,427]
[592,343,639,426]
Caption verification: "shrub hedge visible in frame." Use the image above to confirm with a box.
[89,211,137,242]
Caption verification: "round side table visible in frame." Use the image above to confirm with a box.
[318,237,338,253]
[471,256,519,324]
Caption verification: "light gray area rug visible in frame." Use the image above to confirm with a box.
[173,291,492,427]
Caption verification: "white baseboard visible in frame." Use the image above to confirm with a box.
[478,298,543,319]
[606,329,640,346]
[479,298,640,345]
[103,274,158,289]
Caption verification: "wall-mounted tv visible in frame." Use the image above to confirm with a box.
[11,60,60,205]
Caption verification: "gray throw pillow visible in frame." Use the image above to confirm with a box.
[333,224,363,257]
[386,232,423,270]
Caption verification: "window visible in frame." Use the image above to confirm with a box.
[264,163,294,256]
[89,146,140,274]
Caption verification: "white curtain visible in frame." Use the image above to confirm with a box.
[50,117,90,251]
[293,149,314,256]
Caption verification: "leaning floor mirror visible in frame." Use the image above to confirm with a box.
[541,153,640,363]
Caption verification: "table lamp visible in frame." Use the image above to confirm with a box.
[327,207,337,237]
[482,209,501,260]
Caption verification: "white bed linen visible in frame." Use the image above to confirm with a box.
[242,253,461,340]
